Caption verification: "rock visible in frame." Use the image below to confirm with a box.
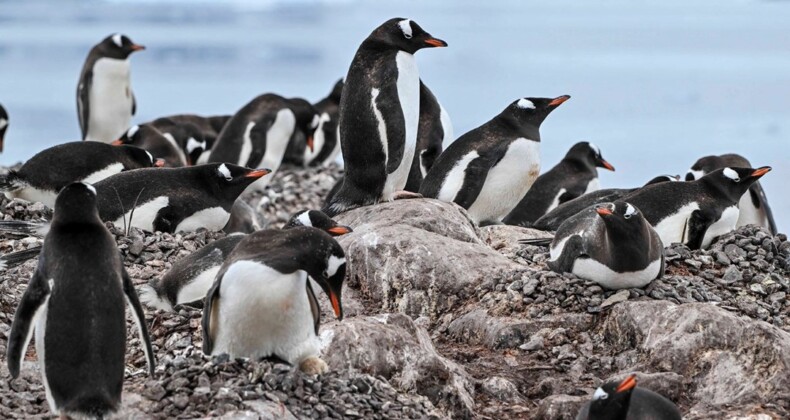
[600,289,630,308]
[535,394,588,420]
[480,376,523,401]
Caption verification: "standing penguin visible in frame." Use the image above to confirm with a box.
[6,182,155,419]
[576,375,681,420]
[322,18,447,216]
[114,124,189,167]
[77,34,145,143]
[420,95,570,224]
[404,80,454,192]
[304,79,344,167]
[202,227,346,374]
[504,141,614,226]
[208,94,319,191]
[522,201,664,289]
[686,153,776,235]
[0,103,8,153]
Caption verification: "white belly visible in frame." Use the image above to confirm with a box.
[439,102,454,148]
[584,178,600,195]
[701,205,739,249]
[545,188,568,214]
[7,188,58,208]
[436,150,479,202]
[652,202,700,246]
[162,133,189,166]
[81,162,125,184]
[466,138,540,223]
[85,58,133,143]
[321,125,342,166]
[35,301,59,415]
[174,206,230,233]
[247,109,296,192]
[112,196,169,232]
[177,266,220,306]
[212,261,319,364]
[237,121,256,168]
[572,257,662,289]
[736,191,769,231]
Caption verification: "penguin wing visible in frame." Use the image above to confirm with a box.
[6,267,50,378]
[306,280,321,335]
[547,234,587,274]
[132,91,137,116]
[77,71,92,140]
[201,274,223,355]
[122,268,156,376]
[685,209,713,250]
[244,116,274,168]
[452,153,496,209]
[373,86,408,174]
[749,183,777,234]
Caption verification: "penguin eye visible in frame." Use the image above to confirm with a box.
[600,393,608,400]
[623,213,632,220]
[322,269,329,278]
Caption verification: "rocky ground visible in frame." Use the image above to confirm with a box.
[0,164,789,419]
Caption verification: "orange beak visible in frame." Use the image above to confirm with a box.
[615,375,637,393]
[307,135,314,153]
[131,44,146,51]
[596,207,613,216]
[326,225,353,236]
[111,139,124,146]
[154,159,165,167]
[329,291,343,320]
[245,168,272,178]
[424,38,448,47]
[752,166,771,178]
[548,95,571,106]
[600,160,615,171]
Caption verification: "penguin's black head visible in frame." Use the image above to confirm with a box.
[567,141,615,171]
[703,166,771,202]
[119,144,164,169]
[168,123,207,166]
[588,375,637,420]
[504,95,571,131]
[0,103,8,153]
[328,79,344,103]
[113,126,166,167]
[685,153,751,181]
[369,18,448,54]
[285,210,353,236]
[205,163,271,200]
[53,182,101,224]
[288,98,321,153]
[595,201,649,236]
[643,174,680,186]
[98,33,145,59]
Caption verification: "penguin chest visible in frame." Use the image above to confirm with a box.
[467,138,540,223]
[735,192,767,230]
[86,58,133,142]
[652,202,701,246]
[214,262,318,364]
[583,178,600,195]
[112,196,170,232]
[701,205,739,249]
[175,206,231,233]
[81,162,125,184]
[241,109,296,192]
[176,265,221,306]
[6,188,59,209]
[572,257,662,289]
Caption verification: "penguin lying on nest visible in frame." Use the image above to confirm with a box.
[576,374,681,420]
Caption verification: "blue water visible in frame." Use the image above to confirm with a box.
[0,0,788,230]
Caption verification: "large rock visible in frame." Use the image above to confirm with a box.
[321,313,475,418]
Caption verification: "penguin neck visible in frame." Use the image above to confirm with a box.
[562,156,597,174]
[699,177,745,204]
[498,114,540,141]
[602,223,652,270]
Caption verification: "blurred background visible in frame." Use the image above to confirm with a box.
[0,0,788,230]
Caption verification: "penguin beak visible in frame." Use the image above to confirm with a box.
[596,207,613,217]
[329,287,343,320]
[326,225,353,236]
[615,375,637,393]
[548,95,571,107]
[424,38,448,47]
[307,135,314,153]
[599,159,615,171]
[111,139,124,146]
[130,44,146,52]
[245,168,272,178]
[154,159,166,167]
[751,166,771,178]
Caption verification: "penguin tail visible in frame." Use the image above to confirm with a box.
[0,245,43,271]
[61,392,118,420]
[0,220,49,237]
[0,171,26,192]
[139,282,174,312]
[518,237,553,247]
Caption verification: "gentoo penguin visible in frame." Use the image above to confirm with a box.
[6,182,155,419]
[304,79,344,167]
[114,124,188,167]
[93,163,271,233]
[0,103,8,153]
[78,33,145,143]
[149,114,231,158]
[404,80,454,192]
[576,375,682,420]
[208,94,319,191]
[522,201,664,289]
[141,209,352,312]
[145,119,209,165]
[419,95,570,224]
[0,141,161,208]
[533,175,680,231]
[322,18,447,217]
[504,141,615,226]
[686,154,776,234]
[222,199,262,234]
[202,226,346,374]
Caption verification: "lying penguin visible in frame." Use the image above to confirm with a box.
[141,209,352,311]
[576,375,681,420]
[522,201,664,289]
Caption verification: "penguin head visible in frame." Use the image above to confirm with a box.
[309,237,346,321]
[328,79,344,104]
[0,103,8,153]
[703,166,771,202]
[644,174,680,186]
[97,33,145,59]
[119,144,165,169]
[53,182,100,224]
[168,123,207,166]
[505,95,571,129]
[369,18,448,54]
[596,201,650,237]
[205,163,271,199]
[288,98,321,153]
[286,210,353,236]
[588,374,637,419]
[567,142,615,171]
[113,125,177,167]
[685,153,751,181]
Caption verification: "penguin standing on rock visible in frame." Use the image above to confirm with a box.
[322,18,447,216]
[78,34,145,143]
[420,95,570,225]
[6,182,155,420]
[504,141,614,226]
[404,80,453,192]
[0,103,8,153]
[576,375,681,420]
[686,153,776,234]
[202,227,347,374]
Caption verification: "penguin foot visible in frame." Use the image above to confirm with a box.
[299,356,328,375]
[392,190,423,200]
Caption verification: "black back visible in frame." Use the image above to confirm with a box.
[118,124,186,167]
[0,103,8,153]
[404,80,448,192]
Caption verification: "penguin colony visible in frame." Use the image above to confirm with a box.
[0,17,780,419]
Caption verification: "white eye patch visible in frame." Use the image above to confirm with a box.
[588,142,601,156]
[593,387,608,400]
[296,210,312,227]
[0,119,7,130]
[81,182,97,195]
[127,125,140,138]
[624,203,637,218]
[310,114,320,129]
[398,19,413,39]
[687,169,704,180]
[186,137,204,153]
[218,163,232,180]
[112,33,123,47]
[326,255,345,278]
[145,151,154,163]
[516,98,535,109]
[723,167,740,181]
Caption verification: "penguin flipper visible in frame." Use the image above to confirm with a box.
[306,280,321,335]
[244,116,274,168]
[0,244,43,270]
[77,70,92,140]
[685,210,712,250]
[452,154,493,209]
[7,268,50,378]
[547,235,586,274]
[122,268,156,376]
[201,274,224,355]
[131,91,137,116]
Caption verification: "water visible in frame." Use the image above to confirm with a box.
[0,0,788,230]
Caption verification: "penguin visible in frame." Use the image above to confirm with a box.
[222,199,262,234]
[504,141,615,226]
[533,175,680,232]
[77,33,145,143]
[322,18,447,217]
[208,94,320,191]
[576,375,682,420]
[6,182,155,419]
[93,163,271,233]
[522,201,664,289]
[0,103,8,153]
[0,141,162,208]
[201,226,346,374]
[148,114,231,154]
[141,209,352,312]
[419,95,570,224]
[114,124,188,167]
[304,79,344,167]
[403,80,454,192]
[145,119,209,166]
[686,154,776,235]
